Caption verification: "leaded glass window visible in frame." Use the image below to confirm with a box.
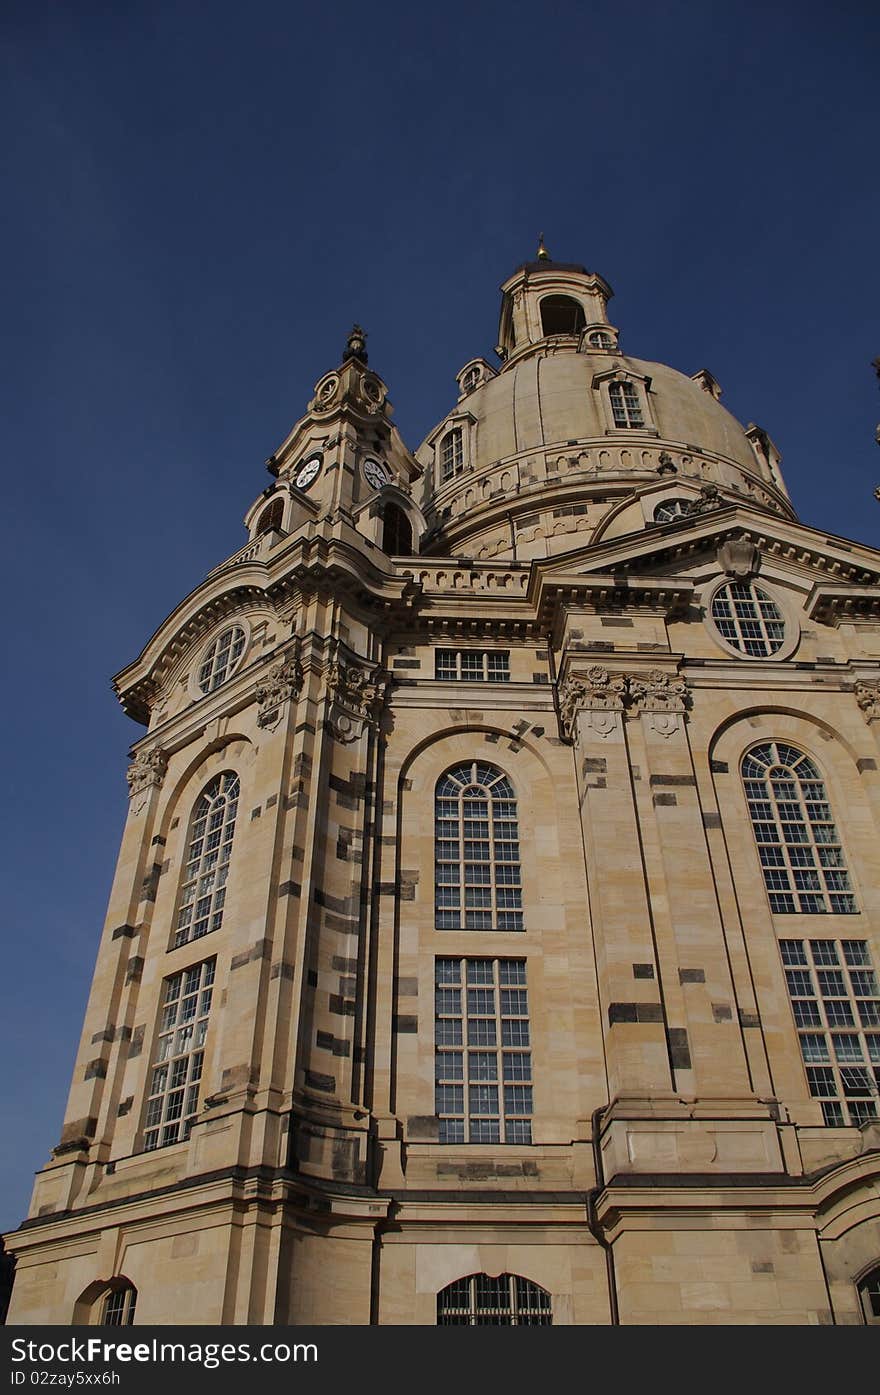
[780,938,880,1126]
[143,958,215,1151]
[435,763,522,931]
[435,650,510,683]
[434,959,532,1143]
[440,427,464,482]
[742,744,856,914]
[102,1284,137,1326]
[710,582,785,657]
[437,1273,551,1325]
[609,380,644,427]
[197,625,246,694]
[174,772,240,948]
[653,498,692,522]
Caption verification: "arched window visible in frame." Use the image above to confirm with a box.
[174,772,240,947]
[440,427,464,483]
[435,763,523,931]
[540,295,585,336]
[256,498,284,535]
[197,625,246,694]
[437,1274,551,1325]
[609,380,644,427]
[859,1267,880,1323]
[653,497,692,523]
[711,581,785,657]
[588,330,613,349]
[101,1281,137,1326]
[382,502,413,555]
[742,743,856,914]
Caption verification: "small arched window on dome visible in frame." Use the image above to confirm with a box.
[437,1274,551,1325]
[440,427,464,483]
[101,1281,137,1326]
[588,330,613,349]
[540,295,586,337]
[382,502,413,555]
[609,381,644,428]
[653,498,693,523]
[461,366,482,393]
[256,498,284,536]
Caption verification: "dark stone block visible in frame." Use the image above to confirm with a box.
[653,793,677,806]
[278,880,301,899]
[739,1010,761,1028]
[125,956,144,984]
[84,1058,107,1081]
[703,812,722,828]
[710,759,729,773]
[857,758,878,772]
[582,758,607,773]
[111,923,138,940]
[712,1003,733,1022]
[307,970,318,987]
[332,956,359,974]
[393,1015,418,1033]
[668,1027,692,1070]
[633,964,655,979]
[649,774,696,786]
[128,1025,145,1058]
[270,961,295,981]
[609,1002,664,1024]
[679,968,706,984]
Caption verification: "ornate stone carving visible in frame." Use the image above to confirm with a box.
[126,747,168,798]
[689,482,724,514]
[559,666,626,739]
[255,654,304,729]
[326,662,388,742]
[717,538,759,580]
[628,669,690,713]
[855,681,880,723]
[628,669,690,739]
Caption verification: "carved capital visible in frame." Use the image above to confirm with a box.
[326,662,389,742]
[559,666,626,738]
[256,653,304,729]
[855,681,880,724]
[126,747,168,798]
[627,668,690,713]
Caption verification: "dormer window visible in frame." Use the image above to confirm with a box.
[540,295,586,337]
[462,367,481,393]
[440,427,464,482]
[609,381,644,428]
[589,331,613,349]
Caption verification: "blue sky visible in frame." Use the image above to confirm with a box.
[1,0,878,1233]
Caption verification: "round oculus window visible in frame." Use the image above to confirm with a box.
[197,625,246,694]
[710,581,786,657]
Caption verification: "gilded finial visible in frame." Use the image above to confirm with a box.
[536,232,550,261]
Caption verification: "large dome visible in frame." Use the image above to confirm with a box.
[415,256,793,561]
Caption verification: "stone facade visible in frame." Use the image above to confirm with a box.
[6,256,880,1326]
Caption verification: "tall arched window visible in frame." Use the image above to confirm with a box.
[742,743,856,914]
[609,380,644,427]
[437,1274,551,1325]
[174,772,240,948]
[435,763,523,930]
[382,502,412,555]
[540,295,585,336]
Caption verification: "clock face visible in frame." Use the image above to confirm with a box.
[295,453,322,490]
[363,457,390,491]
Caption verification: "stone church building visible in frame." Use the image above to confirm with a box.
[7,250,880,1325]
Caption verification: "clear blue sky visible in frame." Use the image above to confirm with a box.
[1,0,878,1233]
